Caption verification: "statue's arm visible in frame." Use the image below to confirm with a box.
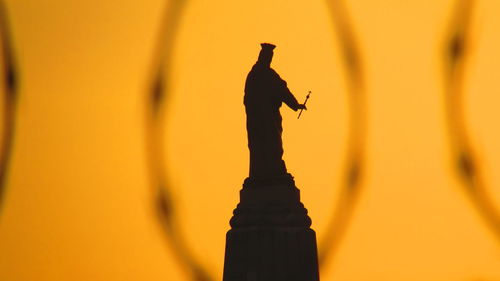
[269,70,305,111]
[278,79,300,111]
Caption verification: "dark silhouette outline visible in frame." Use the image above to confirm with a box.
[222,44,319,281]
[244,43,306,180]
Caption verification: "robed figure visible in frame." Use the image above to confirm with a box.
[244,43,306,179]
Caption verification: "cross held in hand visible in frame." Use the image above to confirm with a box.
[297,91,311,119]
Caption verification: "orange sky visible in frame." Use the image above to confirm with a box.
[0,1,499,281]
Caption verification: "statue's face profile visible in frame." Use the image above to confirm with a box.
[259,52,273,66]
[258,43,276,67]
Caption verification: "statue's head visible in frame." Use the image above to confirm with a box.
[257,43,276,67]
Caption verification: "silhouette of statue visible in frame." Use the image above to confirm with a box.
[222,43,319,281]
[244,43,306,180]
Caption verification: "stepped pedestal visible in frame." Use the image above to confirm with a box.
[222,175,320,281]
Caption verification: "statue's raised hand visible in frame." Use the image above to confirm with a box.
[298,104,307,111]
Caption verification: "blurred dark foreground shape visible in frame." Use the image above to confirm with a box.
[222,43,319,281]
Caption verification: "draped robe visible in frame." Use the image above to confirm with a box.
[244,63,300,179]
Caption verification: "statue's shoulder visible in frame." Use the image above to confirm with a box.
[268,67,279,75]
[247,65,282,83]
[268,68,283,79]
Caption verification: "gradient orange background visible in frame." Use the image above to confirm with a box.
[0,0,499,280]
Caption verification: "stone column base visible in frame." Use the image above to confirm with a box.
[222,175,320,281]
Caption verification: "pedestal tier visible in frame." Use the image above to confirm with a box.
[223,176,320,281]
[223,227,319,281]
